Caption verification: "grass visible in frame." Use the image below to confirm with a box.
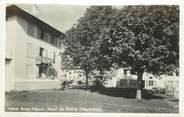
[5,88,179,113]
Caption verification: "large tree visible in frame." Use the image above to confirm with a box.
[62,5,179,99]
[107,6,179,99]
[62,6,115,88]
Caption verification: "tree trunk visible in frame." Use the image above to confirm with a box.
[99,69,104,76]
[136,70,144,100]
[85,71,89,90]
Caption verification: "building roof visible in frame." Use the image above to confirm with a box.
[6,5,65,37]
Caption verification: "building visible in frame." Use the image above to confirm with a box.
[5,5,65,91]
[62,69,86,85]
[143,72,179,98]
[115,68,179,98]
[94,67,179,97]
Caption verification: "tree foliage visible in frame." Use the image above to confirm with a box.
[111,6,179,75]
[63,6,116,72]
[62,5,179,97]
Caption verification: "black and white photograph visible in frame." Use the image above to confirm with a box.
[5,4,179,113]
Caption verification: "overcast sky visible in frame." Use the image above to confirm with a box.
[17,4,89,33]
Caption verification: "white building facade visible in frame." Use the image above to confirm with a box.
[5,5,65,91]
[116,68,179,98]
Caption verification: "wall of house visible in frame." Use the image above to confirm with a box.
[5,16,17,91]
[114,68,179,97]
[142,72,179,98]
[160,75,179,98]
[6,15,63,91]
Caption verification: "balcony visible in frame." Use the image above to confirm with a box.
[35,56,54,64]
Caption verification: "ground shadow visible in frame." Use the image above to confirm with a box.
[59,86,167,100]
[94,88,167,100]
[168,98,179,102]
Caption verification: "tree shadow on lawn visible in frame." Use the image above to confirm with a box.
[96,88,166,100]
[67,86,166,100]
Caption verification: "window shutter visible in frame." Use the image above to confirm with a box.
[37,47,40,56]
[145,81,148,87]
[28,22,33,36]
[26,65,34,79]
[43,49,48,58]
[153,81,156,86]
[35,65,39,78]
[53,52,55,63]
[27,43,34,58]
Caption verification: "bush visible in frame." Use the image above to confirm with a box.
[153,87,166,94]
[78,81,82,85]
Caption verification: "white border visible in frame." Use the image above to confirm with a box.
[4,0,183,5]
[179,1,184,117]
[0,1,5,117]
[1,0,184,117]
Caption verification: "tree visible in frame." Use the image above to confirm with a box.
[108,6,179,99]
[62,6,116,88]
[62,5,179,99]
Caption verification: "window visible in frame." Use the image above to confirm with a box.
[39,47,48,58]
[37,27,44,40]
[43,49,48,58]
[40,28,44,40]
[37,27,41,39]
[51,38,54,45]
[149,81,154,86]
[48,32,52,43]
[39,66,45,78]
[53,35,57,46]
[44,31,50,42]
[57,39,61,48]
[149,80,156,86]
[176,70,179,76]
[124,69,127,75]
[28,22,38,38]
[27,43,34,58]
[28,22,34,36]
[53,52,55,63]
[39,47,44,57]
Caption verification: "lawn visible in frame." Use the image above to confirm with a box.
[5,88,179,113]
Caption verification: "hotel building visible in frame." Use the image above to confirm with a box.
[5,5,65,91]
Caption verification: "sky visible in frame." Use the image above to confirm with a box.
[17,4,89,33]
